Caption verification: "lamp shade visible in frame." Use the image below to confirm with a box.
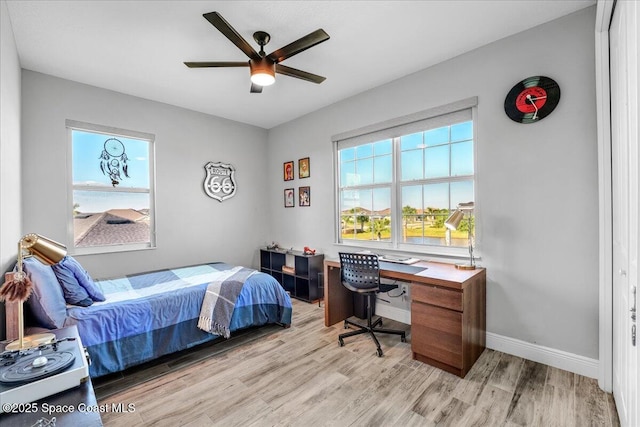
[444,209,464,231]
[21,233,67,265]
[249,58,275,86]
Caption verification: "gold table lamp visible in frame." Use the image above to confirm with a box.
[0,233,67,350]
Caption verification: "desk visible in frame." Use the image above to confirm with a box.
[323,259,486,377]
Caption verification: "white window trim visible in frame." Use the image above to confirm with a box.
[332,97,479,259]
[65,120,157,255]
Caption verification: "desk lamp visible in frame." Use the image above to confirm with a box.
[445,202,475,270]
[0,233,67,350]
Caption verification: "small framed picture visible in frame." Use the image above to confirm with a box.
[283,161,294,181]
[298,157,310,179]
[284,188,295,208]
[299,186,311,207]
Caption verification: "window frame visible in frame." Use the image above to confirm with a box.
[332,98,478,257]
[66,120,157,255]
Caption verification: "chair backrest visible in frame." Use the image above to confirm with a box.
[339,252,380,293]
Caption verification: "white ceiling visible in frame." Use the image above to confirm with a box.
[5,0,595,129]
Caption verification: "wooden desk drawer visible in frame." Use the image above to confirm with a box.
[412,283,463,311]
[411,302,463,369]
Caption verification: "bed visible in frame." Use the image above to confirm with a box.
[13,258,292,378]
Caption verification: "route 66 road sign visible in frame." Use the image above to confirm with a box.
[204,161,236,202]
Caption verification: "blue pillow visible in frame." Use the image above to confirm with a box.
[51,259,93,307]
[61,256,105,302]
[22,257,67,329]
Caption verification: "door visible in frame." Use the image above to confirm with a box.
[611,1,638,426]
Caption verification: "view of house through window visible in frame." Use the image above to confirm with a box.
[68,122,155,253]
[337,109,474,252]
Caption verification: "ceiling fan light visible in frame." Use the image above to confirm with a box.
[250,58,275,86]
[251,72,275,86]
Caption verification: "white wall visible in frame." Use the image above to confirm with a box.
[0,0,22,340]
[267,7,600,360]
[20,71,269,279]
[7,4,601,366]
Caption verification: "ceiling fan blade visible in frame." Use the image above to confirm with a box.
[250,83,263,93]
[267,29,329,63]
[184,61,249,68]
[276,64,326,84]
[203,12,260,60]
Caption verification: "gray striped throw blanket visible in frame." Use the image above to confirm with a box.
[198,266,256,338]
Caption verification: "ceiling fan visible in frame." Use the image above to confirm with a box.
[184,12,330,93]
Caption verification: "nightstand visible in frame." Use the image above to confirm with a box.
[0,325,102,426]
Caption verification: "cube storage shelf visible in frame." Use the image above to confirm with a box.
[260,248,324,303]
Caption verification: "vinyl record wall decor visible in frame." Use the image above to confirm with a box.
[504,76,560,123]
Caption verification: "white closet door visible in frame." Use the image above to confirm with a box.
[611,1,638,426]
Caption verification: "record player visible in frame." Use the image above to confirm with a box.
[0,325,90,413]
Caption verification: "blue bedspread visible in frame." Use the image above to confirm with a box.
[63,263,292,377]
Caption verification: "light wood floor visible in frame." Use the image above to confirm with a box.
[94,299,620,426]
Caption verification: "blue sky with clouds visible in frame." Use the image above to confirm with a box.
[339,121,474,212]
[72,130,150,212]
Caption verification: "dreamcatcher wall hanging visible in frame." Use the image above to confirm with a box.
[99,138,129,187]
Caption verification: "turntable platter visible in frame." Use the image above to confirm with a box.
[0,326,90,414]
[0,351,75,384]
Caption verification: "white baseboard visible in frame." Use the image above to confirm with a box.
[372,307,599,379]
[486,332,599,379]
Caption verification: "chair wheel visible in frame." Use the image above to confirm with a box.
[401,334,407,343]
[339,338,344,347]
[343,321,349,329]
[377,348,383,357]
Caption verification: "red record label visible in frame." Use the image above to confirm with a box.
[504,76,560,123]
[515,87,547,113]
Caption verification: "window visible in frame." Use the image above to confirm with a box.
[334,98,476,254]
[66,120,156,254]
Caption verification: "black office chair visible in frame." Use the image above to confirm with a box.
[338,252,406,356]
